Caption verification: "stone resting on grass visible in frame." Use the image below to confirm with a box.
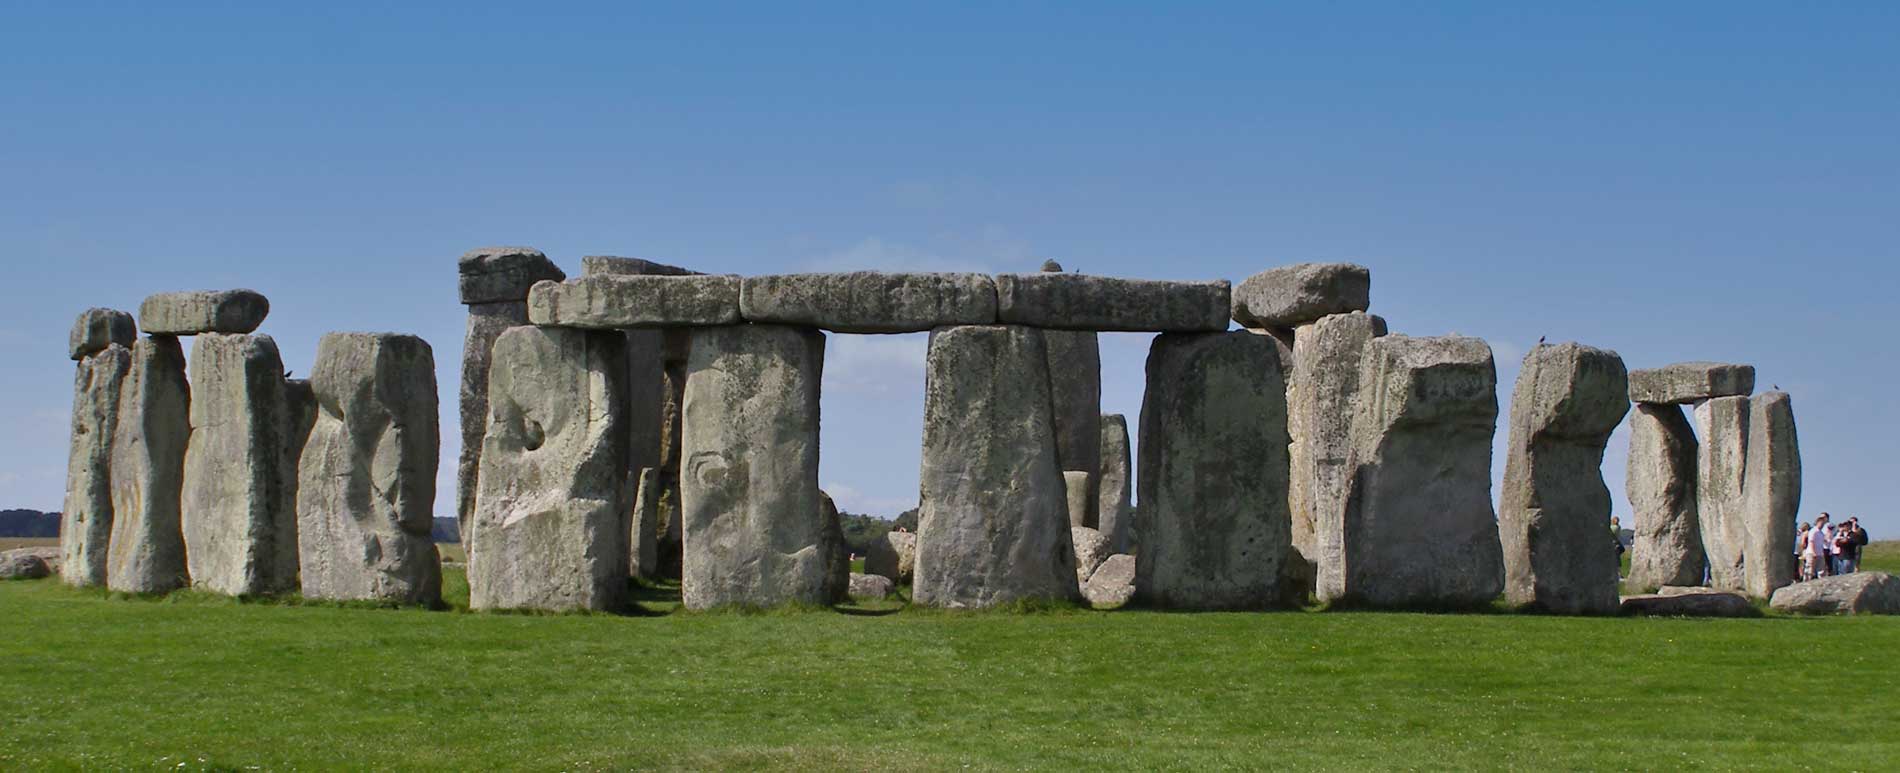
[181,331,300,597]
[107,336,191,594]
[62,311,134,588]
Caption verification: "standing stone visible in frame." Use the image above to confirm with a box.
[468,326,629,611]
[138,290,270,336]
[654,330,690,579]
[69,308,136,360]
[61,343,132,587]
[295,333,443,605]
[1693,396,1750,592]
[181,334,298,596]
[107,337,191,593]
[914,325,1080,608]
[679,325,830,609]
[819,490,850,605]
[1096,414,1132,553]
[1626,403,1704,590]
[1063,471,1092,528]
[1136,331,1291,610]
[1499,343,1630,615]
[1230,263,1372,329]
[1284,312,1387,598]
[864,531,917,584]
[1741,392,1800,599]
[1039,261,1101,525]
[629,467,660,580]
[1319,335,1504,608]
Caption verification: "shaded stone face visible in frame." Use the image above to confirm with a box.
[1136,331,1291,610]
[1096,414,1132,554]
[1045,329,1101,525]
[139,290,270,336]
[468,326,630,612]
[819,490,850,605]
[295,333,443,605]
[69,308,137,361]
[679,325,830,610]
[1319,335,1503,609]
[1626,403,1704,590]
[993,273,1232,332]
[629,467,660,580]
[1499,342,1630,615]
[1628,361,1754,404]
[528,274,742,329]
[1284,312,1386,599]
[739,272,998,333]
[181,333,298,596]
[1741,392,1800,599]
[1071,525,1111,586]
[864,531,916,584]
[1620,590,1755,617]
[914,325,1080,608]
[1229,262,1372,330]
[107,337,191,594]
[455,301,532,545]
[1693,396,1749,592]
[62,344,132,587]
[458,246,566,305]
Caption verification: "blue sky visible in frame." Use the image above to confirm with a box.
[3,4,1895,531]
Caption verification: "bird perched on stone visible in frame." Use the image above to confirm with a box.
[1537,336,1546,345]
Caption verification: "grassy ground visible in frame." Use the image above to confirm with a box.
[5,559,1900,770]
[0,537,56,551]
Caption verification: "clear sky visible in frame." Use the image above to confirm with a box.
[4,4,1895,532]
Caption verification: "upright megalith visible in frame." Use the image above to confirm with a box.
[1319,335,1504,608]
[1096,414,1132,553]
[1625,403,1704,590]
[107,336,191,594]
[1693,396,1750,591]
[295,333,443,605]
[181,333,299,596]
[654,330,691,578]
[62,334,133,587]
[456,247,565,554]
[629,467,660,580]
[818,491,850,604]
[1284,311,1386,596]
[1741,392,1800,598]
[1229,262,1371,330]
[1135,331,1291,610]
[468,326,629,611]
[865,530,917,584]
[1037,263,1102,527]
[914,325,1080,608]
[1063,471,1092,528]
[1499,343,1630,615]
[679,325,831,609]
[69,308,136,360]
[139,290,270,336]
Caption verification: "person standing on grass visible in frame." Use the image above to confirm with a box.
[1797,522,1815,581]
[1810,513,1835,578]
[1840,517,1869,574]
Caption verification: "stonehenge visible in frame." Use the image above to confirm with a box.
[139,290,270,336]
[1692,395,1750,590]
[1282,311,1387,598]
[629,467,660,580]
[1625,403,1705,589]
[106,336,191,593]
[69,308,136,361]
[62,330,131,587]
[1230,262,1371,330]
[994,273,1232,332]
[1096,414,1132,553]
[1741,392,1800,598]
[739,272,996,333]
[181,332,300,596]
[864,531,916,585]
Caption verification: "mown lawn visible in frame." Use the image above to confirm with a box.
[5,557,1900,771]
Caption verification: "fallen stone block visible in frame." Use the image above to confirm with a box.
[740,272,997,333]
[1620,590,1756,617]
[1083,553,1136,609]
[1071,525,1111,585]
[1769,573,1900,615]
[139,290,271,336]
[848,572,895,600]
[864,531,916,584]
[994,273,1231,332]
[1230,262,1371,329]
[69,308,136,360]
[1628,362,1755,404]
[0,550,50,580]
[528,274,742,328]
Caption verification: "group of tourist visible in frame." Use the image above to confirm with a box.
[1797,513,1870,580]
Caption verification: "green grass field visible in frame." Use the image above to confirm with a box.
[5,547,1900,769]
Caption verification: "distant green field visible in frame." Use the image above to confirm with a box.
[4,561,1899,770]
[0,537,56,552]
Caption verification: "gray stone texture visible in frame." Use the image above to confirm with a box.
[528,274,742,329]
[1619,590,1756,617]
[1319,335,1504,608]
[1284,312,1387,600]
[1499,343,1630,615]
[295,333,443,605]
[106,337,191,594]
[1136,331,1291,610]
[820,491,850,605]
[849,572,895,600]
[458,246,566,305]
[1230,262,1372,329]
[1625,403,1705,590]
[654,331,691,579]
[0,551,51,580]
[864,531,916,584]
[679,325,831,609]
[1071,525,1111,586]
[1741,392,1800,599]
[181,334,299,596]
[629,467,660,580]
[1096,414,1132,554]
[1769,572,1900,615]
[139,290,271,336]
[740,272,998,333]
[1045,327,1101,525]
[1628,362,1755,405]
[914,325,1081,608]
[69,308,136,360]
[1693,396,1749,592]
[467,326,630,611]
[580,255,697,278]
[456,302,531,551]
[578,255,693,509]
[61,344,131,587]
[994,273,1232,332]
[1083,553,1136,609]
[1063,471,1092,528]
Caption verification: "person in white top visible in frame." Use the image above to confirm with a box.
[1808,513,1835,578]
[1797,522,1815,580]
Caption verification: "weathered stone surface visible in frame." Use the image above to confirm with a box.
[1628,362,1755,405]
[295,333,442,605]
[1770,572,1900,615]
[654,334,691,580]
[1741,392,1800,599]
[181,334,298,596]
[819,490,850,605]
[864,531,916,584]
[1285,312,1387,599]
[1062,472,1091,528]
[1071,526,1111,585]
[456,302,530,546]
[106,337,190,594]
[1045,328,1101,525]
[994,273,1231,332]
[1620,590,1756,617]
[1083,553,1136,608]
[580,255,696,277]
[458,246,566,305]
[914,325,1080,608]
[1096,414,1132,554]
[1319,335,1504,608]
[680,325,829,609]
[0,550,50,580]
[528,274,742,329]
[468,326,630,611]
[61,344,131,587]
[1626,403,1704,590]
[849,572,895,600]
[579,256,694,490]
[629,467,660,580]
[1230,263,1371,329]
[1693,396,1749,592]
[69,308,136,360]
[139,290,270,336]
[740,272,997,333]
[1136,331,1291,610]
[1499,343,1629,615]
